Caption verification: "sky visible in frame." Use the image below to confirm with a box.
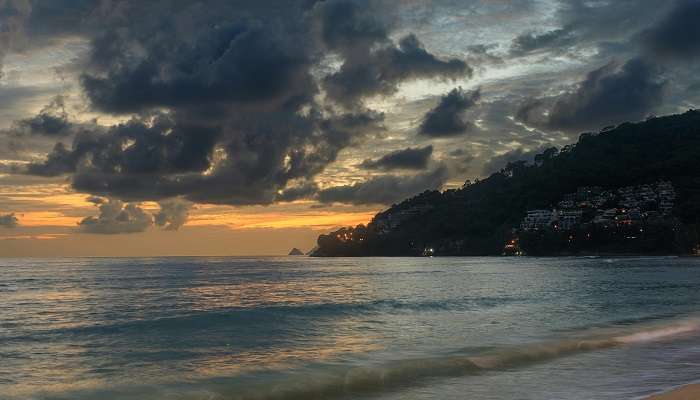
[0,0,699,256]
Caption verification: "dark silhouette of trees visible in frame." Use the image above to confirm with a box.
[314,110,700,256]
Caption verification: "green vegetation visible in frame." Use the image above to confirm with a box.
[313,110,700,256]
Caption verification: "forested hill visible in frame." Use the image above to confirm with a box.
[312,110,700,256]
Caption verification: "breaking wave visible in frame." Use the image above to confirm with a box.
[12,316,700,400]
[221,318,700,400]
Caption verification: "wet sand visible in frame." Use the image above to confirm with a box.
[646,384,700,400]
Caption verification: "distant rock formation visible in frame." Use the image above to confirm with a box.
[288,247,304,256]
[306,246,318,256]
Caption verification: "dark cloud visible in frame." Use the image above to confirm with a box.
[0,96,107,164]
[641,0,700,61]
[505,1,667,60]
[419,88,480,137]
[15,96,70,136]
[317,166,447,205]
[313,0,388,54]
[465,44,503,66]
[316,0,470,106]
[275,181,320,202]
[78,199,152,234]
[82,22,313,114]
[27,113,216,177]
[516,58,665,132]
[557,0,662,34]
[27,110,385,204]
[0,212,18,228]
[325,33,470,106]
[0,0,30,78]
[25,142,76,176]
[444,148,475,175]
[514,98,546,126]
[20,1,417,206]
[481,146,549,176]
[359,145,433,171]
[448,148,470,157]
[21,0,95,41]
[85,195,104,204]
[510,29,576,55]
[154,199,193,231]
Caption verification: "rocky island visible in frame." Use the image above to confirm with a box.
[288,248,305,256]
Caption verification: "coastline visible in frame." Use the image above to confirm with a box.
[646,384,700,400]
[311,252,694,258]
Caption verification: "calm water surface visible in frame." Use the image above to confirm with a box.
[1,256,700,399]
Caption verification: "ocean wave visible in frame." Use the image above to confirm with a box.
[0,296,520,343]
[22,316,700,400]
[222,318,700,400]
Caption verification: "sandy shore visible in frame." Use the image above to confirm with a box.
[646,384,700,400]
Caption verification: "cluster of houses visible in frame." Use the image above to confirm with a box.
[520,181,677,232]
[372,204,433,235]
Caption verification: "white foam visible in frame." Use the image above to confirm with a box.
[616,321,700,344]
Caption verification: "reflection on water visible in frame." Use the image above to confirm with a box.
[1,256,700,400]
[191,334,384,379]
[183,273,370,310]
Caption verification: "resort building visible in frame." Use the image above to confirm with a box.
[521,209,554,231]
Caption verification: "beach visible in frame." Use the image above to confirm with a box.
[646,384,700,400]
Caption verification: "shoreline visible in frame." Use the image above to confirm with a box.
[646,384,700,399]
[311,253,697,258]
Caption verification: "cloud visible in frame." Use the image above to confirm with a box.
[481,146,550,176]
[78,196,192,233]
[502,0,668,61]
[85,195,104,204]
[313,0,388,54]
[78,198,152,234]
[275,181,319,202]
[0,85,54,113]
[444,148,475,175]
[0,0,30,78]
[514,98,546,126]
[19,1,404,207]
[359,145,433,171]
[81,22,312,114]
[27,109,384,204]
[25,142,77,176]
[641,0,700,61]
[516,58,665,132]
[154,198,193,231]
[0,212,19,228]
[317,166,448,205]
[419,88,480,137]
[316,0,470,106]
[14,96,70,136]
[510,28,577,55]
[324,33,470,106]
[7,0,691,214]
[465,44,503,66]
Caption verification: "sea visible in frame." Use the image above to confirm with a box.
[2,256,700,400]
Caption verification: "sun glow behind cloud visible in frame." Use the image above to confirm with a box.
[189,204,378,230]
